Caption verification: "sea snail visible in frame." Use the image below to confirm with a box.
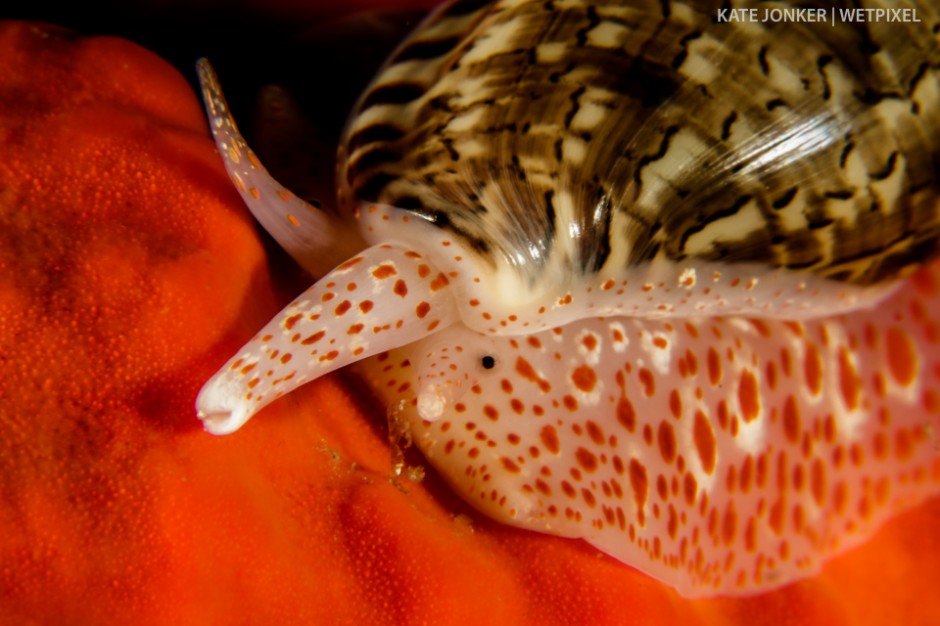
[196,0,940,597]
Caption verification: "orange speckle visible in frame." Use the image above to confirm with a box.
[318,350,339,362]
[716,400,729,431]
[804,343,823,396]
[638,368,655,397]
[581,334,598,351]
[707,348,722,386]
[372,264,397,279]
[301,331,326,346]
[782,395,801,444]
[886,326,918,387]
[540,425,560,454]
[744,517,758,552]
[722,502,737,546]
[665,505,678,539]
[750,319,771,337]
[561,481,577,499]
[334,300,352,316]
[756,453,769,488]
[693,411,717,475]
[837,348,861,411]
[658,421,676,464]
[430,272,450,292]
[780,347,793,378]
[516,356,551,392]
[657,475,670,502]
[792,463,805,492]
[416,302,431,319]
[617,397,636,433]
[585,421,604,445]
[393,279,408,297]
[571,365,598,393]
[629,459,649,526]
[576,447,598,473]
[738,370,760,423]
[337,255,365,270]
[669,390,682,418]
[683,472,697,506]
[833,481,848,514]
[769,496,786,535]
[765,361,777,391]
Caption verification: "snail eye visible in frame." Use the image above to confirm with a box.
[481,355,496,370]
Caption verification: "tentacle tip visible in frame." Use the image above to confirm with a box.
[197,409,244,435]
[195,383,252,435]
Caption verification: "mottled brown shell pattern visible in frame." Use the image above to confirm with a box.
[340,0,940,289]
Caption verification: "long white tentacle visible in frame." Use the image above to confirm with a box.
[197,58,365,276]
[196,243,459,434]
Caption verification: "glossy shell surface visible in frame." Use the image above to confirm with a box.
[341,0,940,291]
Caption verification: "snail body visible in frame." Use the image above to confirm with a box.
[196,0,940,596]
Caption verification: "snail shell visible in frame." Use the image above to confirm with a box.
[340,0,940,291]
[196,0,940,597]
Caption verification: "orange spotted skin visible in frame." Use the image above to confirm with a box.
[194,0,940,600]
[364,263,940,596]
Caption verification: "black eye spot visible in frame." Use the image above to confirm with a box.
[481,355,496,370]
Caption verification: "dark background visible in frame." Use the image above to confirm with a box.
[3,0,433,185]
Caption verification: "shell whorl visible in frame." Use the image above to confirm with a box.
[340,0,940,289]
